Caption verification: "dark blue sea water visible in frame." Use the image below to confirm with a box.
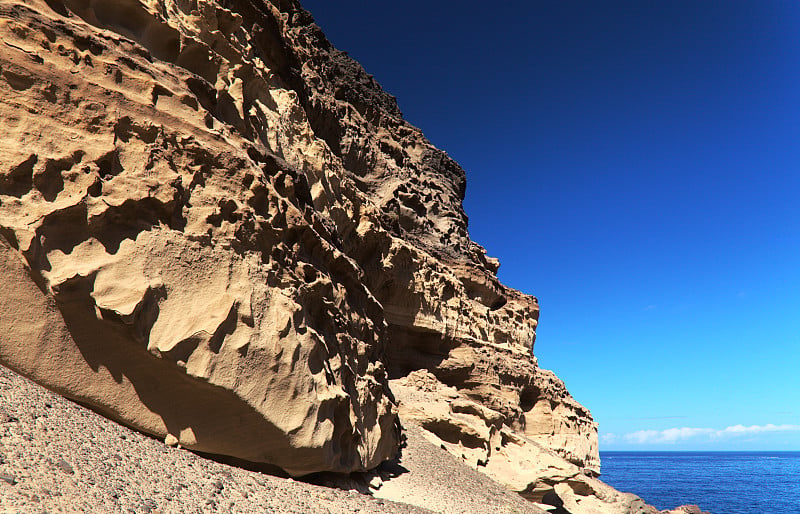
[600,452,800,514]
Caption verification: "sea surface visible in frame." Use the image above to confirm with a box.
[599,451,800,514]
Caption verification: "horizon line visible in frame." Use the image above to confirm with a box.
[600,449,800,453]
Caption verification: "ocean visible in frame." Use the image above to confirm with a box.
[599,451,800,514]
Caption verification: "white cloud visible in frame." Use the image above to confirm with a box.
[601,433,617,444]
[621,424,800,444]
[719,424,800,435]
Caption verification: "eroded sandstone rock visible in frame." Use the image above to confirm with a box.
[2,0,605,502]
[0,0,400,476]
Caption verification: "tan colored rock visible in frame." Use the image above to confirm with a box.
[0,0,400,476]
[392,371,666,513]
[522,368,600,473]
[0,1,691,512]
[549,477,660,514]
[392,371,590,501]
[0,0,598,480]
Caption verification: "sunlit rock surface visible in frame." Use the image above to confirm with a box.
[0,0,626,507]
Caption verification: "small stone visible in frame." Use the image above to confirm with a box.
[212,479,224,493]
[165,434,179,447]
[368,476,382,490]
[56,458,74,474]
[0,473,16,485]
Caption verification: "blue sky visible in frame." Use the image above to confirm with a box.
[300,1,800,450]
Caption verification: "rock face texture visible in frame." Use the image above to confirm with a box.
[0,0,629,509]
[0,0,401,477]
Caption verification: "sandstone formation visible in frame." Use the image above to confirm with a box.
[389,372,656,513]
[0,0,686,512]
[0,0,402,476]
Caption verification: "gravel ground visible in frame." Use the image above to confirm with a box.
[0,365,543,513]
[0,365,429,514]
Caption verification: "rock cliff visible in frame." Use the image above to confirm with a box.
[0,0,658,512]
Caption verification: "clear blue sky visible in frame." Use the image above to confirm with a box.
[300,1,800,451]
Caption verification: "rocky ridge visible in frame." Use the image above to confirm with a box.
[0,0,697,512]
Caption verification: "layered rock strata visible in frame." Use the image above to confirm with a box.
[0,0,604,504]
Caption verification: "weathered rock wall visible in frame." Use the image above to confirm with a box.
[0,0,400,476]
[0,0,599,494]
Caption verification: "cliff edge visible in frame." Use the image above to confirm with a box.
[0,1,681,512]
